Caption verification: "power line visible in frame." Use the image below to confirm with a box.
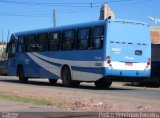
[0,0,93,7]
[0,12,50,17]
[1,0,155,9]
[111,0,155,7]
[0,9,98,17]
[0,0,156,18]
[0,0,135,7]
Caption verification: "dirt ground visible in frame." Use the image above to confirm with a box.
[0,77,160,112]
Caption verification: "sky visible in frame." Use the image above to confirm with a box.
[0,0,160,42]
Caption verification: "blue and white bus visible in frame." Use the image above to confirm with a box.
[7,19,151,88]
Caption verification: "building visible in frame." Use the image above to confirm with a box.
[150,27,160,44]
[99,4,115,20]
[0,42,7,60]
[0,42,7,75]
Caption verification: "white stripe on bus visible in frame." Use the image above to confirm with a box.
[27,53,103,81]
[27,53,60,76]
[33,52,102,68]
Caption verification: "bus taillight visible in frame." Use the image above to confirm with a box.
[147,62,150,66]
[107,60,111,64]
[106,56,112,69]
[145,58,151,70]
[106,56,110,60]
[106,56,111,64]
[147,58,151,66]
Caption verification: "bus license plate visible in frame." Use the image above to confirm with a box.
[125,62,133,66]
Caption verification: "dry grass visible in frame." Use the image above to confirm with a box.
[0,90,67,106]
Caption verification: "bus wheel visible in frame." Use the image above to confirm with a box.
[49,79,58,85]
[94,78,112,89]
[18,66,28,83]
[61,67,74,87]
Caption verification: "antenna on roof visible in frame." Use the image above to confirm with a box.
[1,30,3,44]
[148,16,160,25]
[53,9,56,28]
[7,29,10,43]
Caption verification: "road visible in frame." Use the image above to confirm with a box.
[0,75,160,117]
[0,76,160,101]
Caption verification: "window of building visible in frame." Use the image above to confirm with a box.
[37,33,47,51]
[25,35,36,52]
[18,36,25,53]
[76,28,91,50]
[62,30,75,50]
[92,26,104,49]
[48,32,60,51]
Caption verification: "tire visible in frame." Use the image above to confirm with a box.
[61,67,74,87]
[94,78,112,89]
[18,66,28,83]
[49,79,58,85]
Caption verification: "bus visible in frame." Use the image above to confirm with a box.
[7,19,151,88]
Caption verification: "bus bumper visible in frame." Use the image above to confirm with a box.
[104,69,150,81]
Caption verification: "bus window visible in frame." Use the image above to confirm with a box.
[48,32,60,51]
[37,33,47,51]
[11,42,16,53]
[8,41,16,58]
[62,30,75,50]
[7,35,17,58]
[92,26,104,49]
[76,28,91,50]
[18,36,25,53]
[25,35,36,52]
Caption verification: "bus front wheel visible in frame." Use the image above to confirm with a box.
[94,78,112,89]
[18,66,28,83]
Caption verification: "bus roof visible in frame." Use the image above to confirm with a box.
[13,19,148,36]
[14,20,106,36]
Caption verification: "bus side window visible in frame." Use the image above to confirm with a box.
[25,35,36,52]
[18,36,25,53]
[92,26,104,49]
[76,28,91,50]
[37,33,47,52]
[62,30,75,50]
[48,32,60,51]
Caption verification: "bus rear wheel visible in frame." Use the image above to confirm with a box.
[18,66,28,83]
[61,67,75,87]
[94,78,112,89]
[49,79,58,85]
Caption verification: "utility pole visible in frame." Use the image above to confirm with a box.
[53,9,56,28]
[1,30,3,43]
